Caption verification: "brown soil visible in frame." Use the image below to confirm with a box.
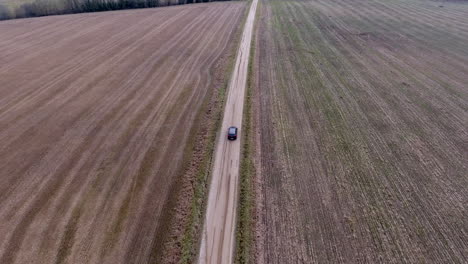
[254,0,468,263]
[0,3,245,263]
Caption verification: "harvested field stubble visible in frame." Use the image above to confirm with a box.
[0,2,245,264]
[255,0,468,263]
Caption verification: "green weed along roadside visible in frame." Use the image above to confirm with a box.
[179,3,251,263]
[234,0,259,263]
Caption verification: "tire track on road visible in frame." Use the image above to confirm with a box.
[198,0,258,263]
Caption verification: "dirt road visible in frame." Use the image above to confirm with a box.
[198,0,258,263]
[0,3,245,263]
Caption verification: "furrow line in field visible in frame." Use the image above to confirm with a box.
[0,16,90,53]
[0,8,191,151]
[312,0,468,117]
[0,12,196,210]
[0,2,216,221]
[312,0,468,150]
[308,1,466,262]
[115,6,241,262]
[72,6,241,262]
[391,0,468,28]
[366,0,468,57]
[0,9,185,114]
[0,3,247,263]
[0,16,106,60]
[264,1,468,262]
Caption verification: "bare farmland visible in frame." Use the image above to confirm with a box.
[0,2,245,263]
[254,0,468,263]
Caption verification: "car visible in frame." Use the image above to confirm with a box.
[227,126,238,140]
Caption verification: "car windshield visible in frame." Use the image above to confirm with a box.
[229,127,236,134]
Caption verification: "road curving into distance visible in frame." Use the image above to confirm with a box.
[198,0,258,263]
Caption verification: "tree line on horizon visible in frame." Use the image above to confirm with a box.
[0,0,231,20]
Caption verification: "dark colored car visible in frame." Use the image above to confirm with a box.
[227,126,238,140]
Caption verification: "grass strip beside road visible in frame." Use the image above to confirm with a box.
[179,3,251,263]
[234,1,259,263]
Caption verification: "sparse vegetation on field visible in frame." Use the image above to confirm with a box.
[0,3,245,263]
[254,0,468,263]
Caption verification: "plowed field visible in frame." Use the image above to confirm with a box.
[0,3,245,263]
[254,0,468,263]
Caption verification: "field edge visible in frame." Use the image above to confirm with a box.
[234,0,260,262]
[156,2,250,263]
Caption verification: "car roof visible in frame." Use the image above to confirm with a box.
[229,127,237,133]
